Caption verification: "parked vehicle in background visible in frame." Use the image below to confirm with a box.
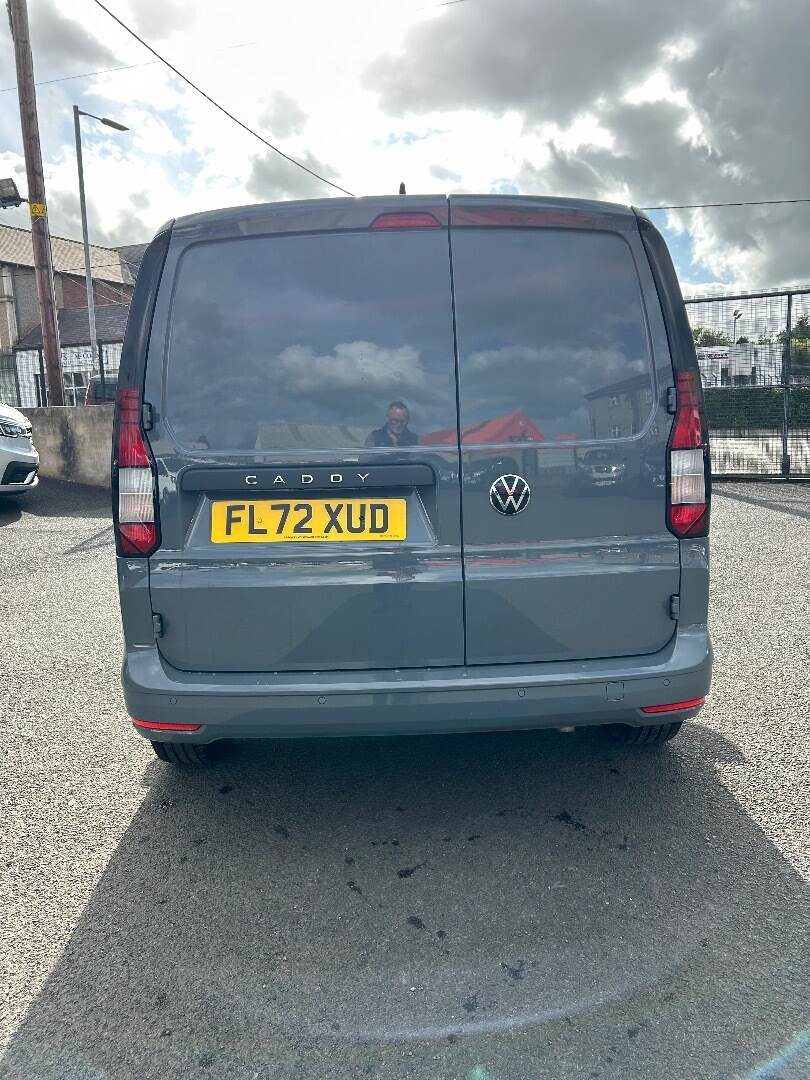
[0,401,38,494]
[463,454,520,489]
[640,445,667,491]
[84,373,119,405]
[113,195,712,768]
[574,448,628,489]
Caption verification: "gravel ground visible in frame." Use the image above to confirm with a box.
[1,479,808,1080]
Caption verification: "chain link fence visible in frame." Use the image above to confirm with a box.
[7,343,122,408]
[4,292,809,480]
[0,351,21,406]
[685,287,810,477]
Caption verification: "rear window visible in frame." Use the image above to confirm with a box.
[451,229,655,444]
[162,231,457,451]
[88,375,118,401]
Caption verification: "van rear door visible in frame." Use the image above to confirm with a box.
[449,198,680,665]
[144,200,464,673]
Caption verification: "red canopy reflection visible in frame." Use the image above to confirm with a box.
[421,410,547,446]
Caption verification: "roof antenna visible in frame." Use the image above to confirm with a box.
[398,181,406,195]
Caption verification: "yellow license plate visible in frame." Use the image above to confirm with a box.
[211,499,407,543]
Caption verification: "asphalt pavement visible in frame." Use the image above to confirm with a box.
[1,478,808,1080]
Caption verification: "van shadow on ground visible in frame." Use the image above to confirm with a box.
[3,725,809,1080]
[713,480,810,522]
[9,479,111,522]
[0,496,22,528]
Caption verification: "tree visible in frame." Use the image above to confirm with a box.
[691,325,731,347]
[735,336,750,345]
[777,314,810,345]
[777,314,810,383]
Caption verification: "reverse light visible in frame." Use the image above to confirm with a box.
[641,697,706,714]
[671,448,705,505]
[114,387,159,556]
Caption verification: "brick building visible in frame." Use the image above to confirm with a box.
[13,304,129,407]
[0,225,144,406]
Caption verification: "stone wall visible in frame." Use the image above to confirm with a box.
[23,404,113,488]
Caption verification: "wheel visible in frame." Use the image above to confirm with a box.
[151,740,213,767]
[606,721,683,746]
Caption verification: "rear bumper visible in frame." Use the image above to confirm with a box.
[123,624,712,742]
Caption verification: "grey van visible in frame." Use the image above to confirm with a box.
[113,195,711,766]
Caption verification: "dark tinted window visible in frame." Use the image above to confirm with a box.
[452,229,654,443]
[88,375,118,402]
[163,231,457,451]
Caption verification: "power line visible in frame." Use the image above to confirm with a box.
[56,257,143,275]
[76,285,128,305]
[1,0,470,93]
[56,260,133,274]
[641,198,810,210]
[92,285,128,304]
[0,41,259,94]
[89,0,354,197]
[0,60,159,93]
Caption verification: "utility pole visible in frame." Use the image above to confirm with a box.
[8,0,63,405]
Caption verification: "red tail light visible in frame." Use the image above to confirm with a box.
[641,697,705,714]
[114,387,159,556]
[670,371,703,450]
[667,371,709,538]
[370,212,441,229]
[670,503,706,533]
[133,719,202,732]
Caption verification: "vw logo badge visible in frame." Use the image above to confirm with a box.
[489,474,531,515]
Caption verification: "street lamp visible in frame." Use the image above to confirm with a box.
[0,177,24,209]
[73,106,128,378]
[731,308,742,346]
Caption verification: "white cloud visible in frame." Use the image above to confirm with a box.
[259,92,308,141]
[0,0,805,290]
[246,150,339,202]
[623,71,689,108]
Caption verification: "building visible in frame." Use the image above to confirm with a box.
[0,224,139,406]
[12,303,129,406]
[695,343,783,386]
[584,372,655,440]
[116,243,148,284]
[0,223,133,347]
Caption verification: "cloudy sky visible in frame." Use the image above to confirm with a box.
[1,0,808,292]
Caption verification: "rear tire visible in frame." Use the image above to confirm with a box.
[606,721,683,746]
[151,740,212,767]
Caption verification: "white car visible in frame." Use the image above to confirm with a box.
[0,401,39,494]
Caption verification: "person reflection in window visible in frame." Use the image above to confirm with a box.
[365,400,418,447]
